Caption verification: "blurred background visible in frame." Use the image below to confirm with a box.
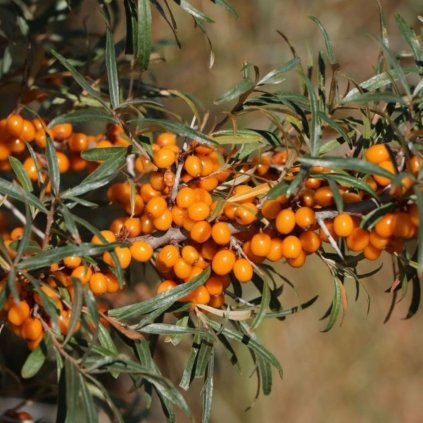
[1,0,423,422]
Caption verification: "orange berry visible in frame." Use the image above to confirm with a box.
[140,183,161,202]
[374,213,395,238]
[234,202,257,225]
[346,228,370,252]
[23,157,39,181]
[181,245,200,265]
[156,132,177,147]
[194,188,212,205]
[295,207,315,230]
[6,114,24,137]
[176,187,196,208]
[184,155,202,177]
[140,214,154,234]
[63,255,82,269]
[199,156,215,176]
[51,123,73,141]
[261,200,282,220]
[182,216,196,232]
[314,186,334,207]
[154,148,176,168]
[89,272,108,295]
[266,238,284,261]
[8,137,26,153]
[174,258,192,279]
[150,171,166,191]
[125,194,145,216]
[363,244,382,261]
[304,177,322,190]
[198,176,219,192]
[192,285,211,305]
[288,249,306,268]
[56,151,70,173]
[22,318,43,341]
[365,144,390,164]
[157,279,177,294]
[153,209,173,231]
[299,189,315,207]
[157,245,180,268]
[105,272,120,293]
[190,221,212,243]
[233,258,253,283]
[184,265,204,282]
[299,231,321,253]
[276,208,296,234]
[407,155,422,175]
[171,206,187,226]
[0,144,10,161]
[187,202,210,221]
[91,230,116,245]
[212,249,236,275]
[209,294,224,308]
[333,213,354,237]
[205,276,225,295]
[123,217,142,237]
[211,222,231,245]
[250,233,272,257]
[7,300,30,326]
[130,240,153,262]
[281,235,302,259]
[69,133,88,152]
[146,196,167,218]
[10,227,24,240]
[408,204,419,227]
[103,247,132,269]
[200,239,219,261]
[71,265,93,284]
[373,160,396,186]
[19,119,35,142]
[369,230,389,250]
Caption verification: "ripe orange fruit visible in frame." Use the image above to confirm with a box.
[212,249,236,275]
[314,186,334,207]
[69,132,88,152]
[299,231,321,253]
[153,209,173,231]
[176,187,196,208]
[373,160,395,186]
[251,233,272,257]
[295,207,315,230]
[156,132,177,147]
[205,276,226,295]
[233,258,253,283]
[187,202,210,221]
[157,279,178,294]
[89,272,108,295]
[333,213,354,237]
[365,144,390,164]
[19,119,35,142]
[91,230,116,245]
[374,213,395,238]
[276,208,296,234]
[157,244,180,268]
[363,244,382,261]
[211,222,231,245]
[71,265,93,284]
[182,245,200,265]
[266,238,284,261]
[123,217,142,237]
[261,199,282,219]
[6,114,24,137]
[184,155,202,177]
[190,221,212,243]
[51,123,73,141]
[23,157,39,181]
[173,258,192,279]
[130,240,153,262]
[105,272,120,293]
[154,148,177,168]
[146,196,167,218]
[63,255,82,269]
[346,228,370,252]
[369,230,389,250]
[288,249,306,267]
[22,317,43,341]
[7,300,30,326]
[103,247,132,269]
[192,286,210,305]
[234,202,257,225]
[281,236,302,259]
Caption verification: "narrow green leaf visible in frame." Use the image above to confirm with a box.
[309,16,337,64]
[136,0,152,70]
[106,30,120,108]
[213,0,238,16]
[251,273,270,330]
[140,323,203,336]
[63,279,83,346]
[81,146,127,161]
[0,179,47,213]
[322,276,342,332]
[109,267,211,320]
[257,57,301,85]
[60,205,81,242]
[195,337,213,379]
[316,172,377,198]
[201,349,214,423]
[302,74,321,156]
[395,14,423,64]
[265,295,318,318]
[257,355,272,395]
[342,91,406,105]
[46,136,60,195]
[178,0,214,22]
[9,156,32,192]
[79,376,99,423]
[180,334,201,390]
[214,79,255,105]
[64,361,80,423]
[50,49,107,107]
[98,324,118,355]
[21,344,46,378]
[48,108,118,127]
[266,180,289,200]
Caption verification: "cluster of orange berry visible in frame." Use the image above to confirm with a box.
[0,111,421,348]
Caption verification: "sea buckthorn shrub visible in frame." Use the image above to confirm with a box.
[0,1,422,421]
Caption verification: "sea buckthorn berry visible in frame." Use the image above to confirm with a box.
[71,265,93,284]
[288,249,306,268]
[91,230,116,245]
[363,244,382,261]
[251,233,272,257]
[299,231,321,253]
[171,206,187,226]
[130,240,153,262]
[154,148,176,168]
[408,204,419,227]
[89,272,108,295]
[182,245,199,265]
[392,212,414,239]
[211,222,231,245]
[342,191,362,204]
[373,160,396,186]
[190,221,212,243]
[201,239,219,260]
[295,207,315,230]
[199,156,215,176]
[365,144,390,164]
[176,187,195,208]
[369,230,389,250]
[146,196,167,218]
[233,258,253,283]
[125,194,145,216]
[314,186,334,207]
[0,144,9,161]
[157,280,177,294]
[69,132,88,152]
[174,258,192,279]
[156,132,177,147]
[188,202,210,221]
[282,236,302,259]
[304,177,322,190]
[140,183,161,202]
[333,213,354,237]
[276,208,296,234]
[407,155,422,175]
[6,114,24,137]
[193,286,211,305]
[103,247,132,269]
[224,203,237,220]
[198,176,219,192]
[51,123,72,141]
[23,157,39,181]
[194,188,212,205]
[261,200,282,220]
[123,217,142,237]
[22,317,43,341]
[299,189,315,207]
[19,119,35,142]
[158,244,180,268]
[266,238,284,262]
[374,213,395,238]
[242,241,265,264]
[63,255,82,269]
[346,228,370,252]
[140,214,154,234]
[184,155,202,177]
[185,265,204,282]
[56,151,70,173]
[212,249,236,275]
[205,276,225,296]
[105,272,120,293]
[10,227,23,240]
[150,171,166,191]
[182,216,196,232]
[234,202,257,225]
[153,209,173,231]
[208,294,224,308]
[7,300,30,326]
